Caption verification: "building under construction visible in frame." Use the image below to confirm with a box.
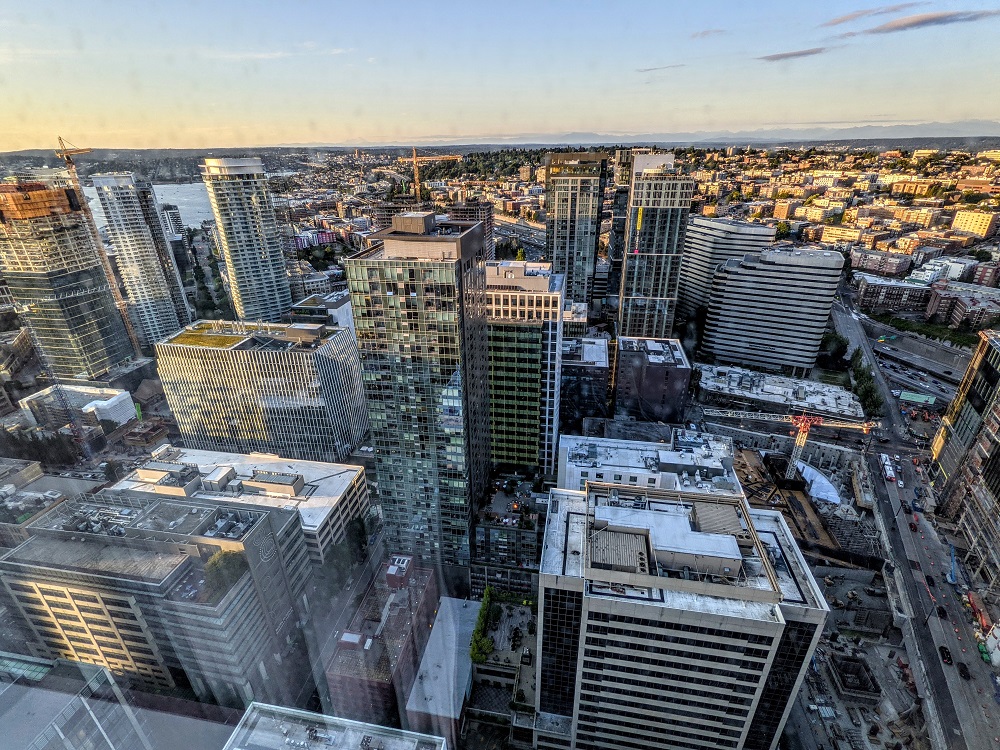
[0,179,134,380]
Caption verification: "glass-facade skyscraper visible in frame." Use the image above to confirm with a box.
[617,153,694,339]
[0,180,135,380]
[545,152,608,305]
[346,212,490,573]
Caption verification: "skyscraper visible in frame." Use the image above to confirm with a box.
[447,199,495,261]
[484,260,563,473]
[346,212,490,573]
[201,158,291,321]
[701,247,844,375]
[678,217,776,318]
[545,152,608,305]
[0,181,134,380]
[157,321,369,462]
[617,154,694,339]
[93,174,189,348]
[530,482,827,750]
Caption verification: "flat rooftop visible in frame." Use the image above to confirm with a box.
[618,337,690,368]
[405,597,481,721]
[115,446,364,531]
[224,703,446,750]
[160,320,335,351]
[559,431,741,498]
[1,534,186,583]
[697,364,864,419]
[562,337,608,368]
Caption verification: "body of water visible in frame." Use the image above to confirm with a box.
[83,182,214,229]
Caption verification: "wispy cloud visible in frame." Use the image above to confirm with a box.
[636,64,686,72]
[844,9,1000,35]
[691,28,725,38]
[206,50,293,61]
[757,47,828,62]
[204,46,350,61]
[821,3,923,27]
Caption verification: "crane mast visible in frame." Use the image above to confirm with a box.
[702,409,879,480]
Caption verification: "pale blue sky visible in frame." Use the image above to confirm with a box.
[1,0,998,149]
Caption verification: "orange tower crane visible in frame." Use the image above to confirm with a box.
[702,409,880,480]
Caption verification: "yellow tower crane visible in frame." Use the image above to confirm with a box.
[702,409,880,480]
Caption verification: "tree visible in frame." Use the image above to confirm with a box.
[346,517,368,562]
[204,551,249,599]
[974,249,993,263]
[515,247,526,262]
[775,221,791,240]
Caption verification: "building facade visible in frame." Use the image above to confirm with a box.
[560,338,610,434]
[932,330,1000,599]
[678,217,776,318]
[0,490,314,708]
[448,199,496,261]
[545,153,608,305]
[0,181,134,379]
[701,247,844,375]
[618,155,694,339]
[613,337,691,424]
[202,158,291,321]
[346,213,490,572]
[157,321,368,463]
[485,261,563,473]
[93,174,189,348]
[523,483,827,750]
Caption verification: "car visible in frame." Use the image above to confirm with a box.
[909,521,919,532]
[940,646,953,665]
[925,574,936,588]
[878,437,891,444]
[912,501,924,513]
[914,487,924,497]
[901,501,912,513]
[958,662,971,680]
[893,454,901,461]
[897,479,905,488]
[937,605,948,618]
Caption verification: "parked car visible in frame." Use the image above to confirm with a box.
[912,501,924,513]
[925,574,936,588]
[958,662,971,680]
[897,479,905,488]
[901,501,912,513]
[937,605,948,618]
[909,521,919,532]
[940,646,953,665]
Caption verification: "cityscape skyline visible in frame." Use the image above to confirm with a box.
[2,1,1000,151]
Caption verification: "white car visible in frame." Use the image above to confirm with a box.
[897,479,905,489]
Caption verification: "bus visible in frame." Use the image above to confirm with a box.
[879,453,896,482]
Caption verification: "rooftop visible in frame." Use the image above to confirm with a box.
[160,320,335,351]
[114,446,364,532]
[618,337,690,368]
[223,702,446,750]
[405,597,481,721]
[697,364,864,419]
[1,534,187,583]
[561,337,608,368]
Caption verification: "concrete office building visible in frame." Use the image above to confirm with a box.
[618,155,694,339]
[20,384,136,431]
[485,261,563,473]
[524,483,827,750]
[114,444,370,566]
[0,490,314,708]
[448,199,496,261]
[678,217,776,318]
[93,174,189,348]
[202,158,291,321]
[614,337,691,424]
[157,321,368,463]
[346,213,490,572]
[0,181,134,380]
[701,248,844,376]
[933,330,1000,598]
[545,153,608,305]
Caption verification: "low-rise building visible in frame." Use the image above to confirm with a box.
[19,386,136,431]
[854,273,933,313]
[113,444,370,565]
[952,210,1000,238]
[849,248,912,276]
[696,364,864,418]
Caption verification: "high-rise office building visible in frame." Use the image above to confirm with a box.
[545,153,608,305]
[701,247,844,376]
[0,180,135,380]
[484,261,563,473]
[932,330,1000,595]
[527,482,827,750]
[345,212,490,572]
[618,154,694,339]
[201,158,291,321]
[613,337,691,424]
[448,199,495,261]
[157,321,369,463]
[0,490,314,708]
[93,174,189,348]
[678,217,776,318]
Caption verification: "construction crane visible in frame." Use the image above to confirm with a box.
[702,409,880,480]
[398,147,462,198]
[54,137,143,357]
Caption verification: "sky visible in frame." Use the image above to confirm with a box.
[1,0,999,150]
